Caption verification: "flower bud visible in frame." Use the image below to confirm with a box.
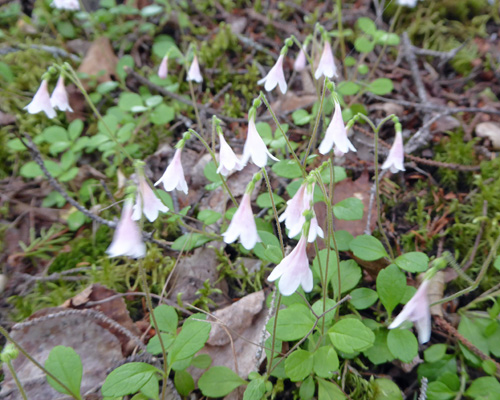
[1,344,19,363]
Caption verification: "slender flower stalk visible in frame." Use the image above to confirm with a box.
[158,55,168,79]
[268,233,312,296]
[24,79,56,119]
[222,192,260,250]
[314,41,338,80]
[217,133,244,176]
[381,128,405,173]
[242,113,279,168]
[155,148,189,194]
[389,280,431,344]
[133,175,169,222]
[50,75,73,112]
[258,54,287,94]
[106,200,146,258]
[319,101,356,155]
[187,55,203,83]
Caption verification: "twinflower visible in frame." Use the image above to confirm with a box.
[158,55,168,79]
[258,54,287,94]
[51,0,80,10]
[106,200,146,258]
[222,192,260,250]
[132,175,169,222]
[242,114,279,168]
[217,133,244,176]
[24,79,56,119]
[155,148,188,194]
[187,55,203,83]
[314,41,337,80]
[319,101,356,155]
[381,129,405,173]
[294,46,308,72]
[389,280,431,344]
[50,76,73,112]
[268,233,312,296]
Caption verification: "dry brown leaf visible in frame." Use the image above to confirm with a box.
[77,37,118,85]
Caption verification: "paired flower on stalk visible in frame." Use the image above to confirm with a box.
[315,41,338,80]
[319,100,356,155]
[242,106,279,168]
[222,173,261,250]
[381,123,405,173]
[25,74,73,118]
[187,54,203,83]
[155,133,190,195]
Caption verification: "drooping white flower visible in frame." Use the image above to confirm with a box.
[294,46,308,72]
[155,148,188,194]
[24,79,56,119]
[389,280,431,344]
[222,193,260,250]
[50,76,73,112]
[187,55,203,83]
[217,133,244,176]
[279,182,323,242]
[381,130,405,173]
[51,0,80,10]
[268,234,312,296]
[132,175,169,222]
[319,101,356,155]
[257,54,287,94]
[158,55,168,79]
[396,0,419,7]
[106,200,146,258]
[241,115,279,168]
[314,41,338,80]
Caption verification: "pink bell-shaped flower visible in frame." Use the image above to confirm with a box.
[24,79,56,119]
[217,133,244,176]
[268,234,312,296]
[50,76,73,112]
[381,130,405,173]
[294,46,308,72]
[389,280,431,344]
[158,55,168,79]
[51,0,80,10]
[187,55,203,83]
[106,200,146,258]
[155,148,189,194]
[257,54,287,94]
[314,42,338,80]
[242,115,279,168]
[222,193,260,250]
[132,175,169,222]
[319,101,356,155]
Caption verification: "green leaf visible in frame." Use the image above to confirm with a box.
[139,374,159,400]
[59,167,79,182]
[374,31,400,46]
[371,379,403,400]
[66,211,86,231]
[174,370,194,396]
[118,93,143,111]
[116,55,135,80]
[364,329,394,365]
[146,332,175,355]
[168,318,211,364]
[350,288,378,310]
[367,78,394,95]
[424,344,447,363]
[256,192,284,208]
[203,161,223,183]
[317,378,346,400]
[263,245,283,264]
[198,209,222,225]
[191,354,212,369]
[493,255,500,271]
[272,160,302,179]
[354,37,374,53]
[253,231,281,263]
[300,376,316,400]
[332,260,362,296]
[20,161,43,178]
[171,233,213,251]
[337,81,361,96]
[427,381,455,400]
[150,103,175,125]
[42,126,68,144]
[97,81,119,94]
[395,252,429,273]
[7,138,26,151]
[350,234,388,261]
[198,366,246,398]
[313,346,339,378]
[56,21,75,38]
[285,349,313,381]
[152,305,178,334]
[333,197,364,220]
[387,329,418,363]
[68,120,84,141]
[312,298,338,326]
[152,35,183,60]
[417,356,457,382]
[333,230,354,251]
[328,318,375,353]
[267,304,315,341]
[45,346,82,399]
[357,17,377,35]
[465,377,500,399]
[458,315,489,365]
[243,377,266,400]
[292,109,313,125]
[376,264,406,316]
[101,363,160,397]
[0,61,14,82]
